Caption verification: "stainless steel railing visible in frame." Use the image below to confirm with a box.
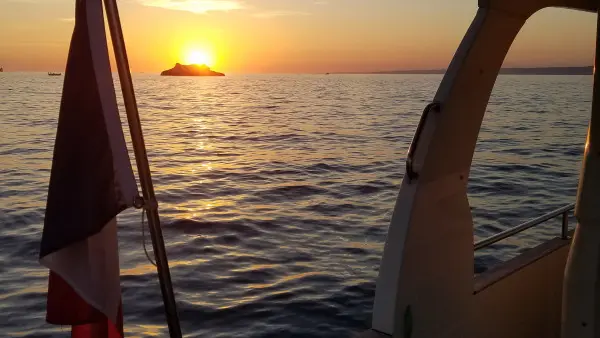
[405,102,441,183]
[474,203,575,251]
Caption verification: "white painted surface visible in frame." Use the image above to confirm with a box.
[372,6,525,337]
[561,6,600,338]
[473,241,570,338]
[371,0,600,336]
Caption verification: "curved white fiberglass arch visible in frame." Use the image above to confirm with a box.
[370,0,600,337]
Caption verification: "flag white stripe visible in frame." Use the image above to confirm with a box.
[40,218,121,323]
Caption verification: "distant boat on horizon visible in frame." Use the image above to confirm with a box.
[48,72,61,76]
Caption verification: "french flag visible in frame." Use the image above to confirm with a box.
[39,0,138,336]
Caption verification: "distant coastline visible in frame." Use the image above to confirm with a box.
[337,66,593,75]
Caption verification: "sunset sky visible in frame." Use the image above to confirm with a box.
[0,0,597,73]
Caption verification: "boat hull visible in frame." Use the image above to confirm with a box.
[362,0,600,336]
[358,236,571,338]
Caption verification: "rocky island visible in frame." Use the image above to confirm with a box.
[160,63,225,76]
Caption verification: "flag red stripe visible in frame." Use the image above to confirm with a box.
[72,316,122,338]
[47,271,123,337]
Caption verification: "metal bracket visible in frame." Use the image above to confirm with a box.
[133,195,145,209]
[406,102,441,183]
[133,195,158,210]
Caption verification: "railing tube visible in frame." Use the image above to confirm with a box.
[474,203,575,250]
[562,211,569,240]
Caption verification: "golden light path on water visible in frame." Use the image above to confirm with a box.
[0,73,591,336]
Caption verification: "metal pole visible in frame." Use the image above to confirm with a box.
[102,0,183,337]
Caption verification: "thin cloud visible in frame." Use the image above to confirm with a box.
[139,0,244,14]
[59,17,75,22]
[253,10,310,18]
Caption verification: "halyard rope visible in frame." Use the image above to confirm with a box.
[141,209,157,267]
[134,195,157,267]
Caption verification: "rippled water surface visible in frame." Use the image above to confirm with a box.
[0,73,592,337]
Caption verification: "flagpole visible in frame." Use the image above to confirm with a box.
[102,0,183,337]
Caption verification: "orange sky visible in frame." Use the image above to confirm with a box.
[0,0,597,73]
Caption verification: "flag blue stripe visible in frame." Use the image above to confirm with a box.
[40,0,131,258]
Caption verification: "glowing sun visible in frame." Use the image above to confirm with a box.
[185,50,214,66]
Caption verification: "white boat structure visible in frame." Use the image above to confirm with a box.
[358,0,600,337]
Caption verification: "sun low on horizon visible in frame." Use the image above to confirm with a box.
[183,49,215,67]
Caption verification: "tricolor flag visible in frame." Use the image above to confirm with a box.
[39,0,138,337]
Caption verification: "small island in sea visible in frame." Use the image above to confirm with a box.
[160,63,225,76]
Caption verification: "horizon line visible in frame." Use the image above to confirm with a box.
[1,65,594,75]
